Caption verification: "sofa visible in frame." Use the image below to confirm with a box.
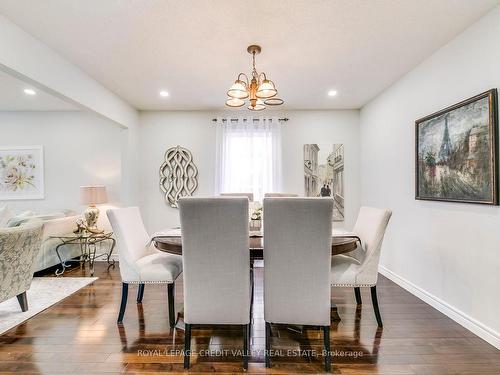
[36,215,82,272]
[0,207,82,272]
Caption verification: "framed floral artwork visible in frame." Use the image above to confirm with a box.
[0,146,44,200]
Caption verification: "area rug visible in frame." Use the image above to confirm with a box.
[0,277,98,335]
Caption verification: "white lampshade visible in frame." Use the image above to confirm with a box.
[226,97,245,107]
[227,80,249,99]
[256,79,277,99]
[80,186,108,205]
[248,99,266,111]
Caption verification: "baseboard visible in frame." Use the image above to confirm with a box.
[379,265,500,349]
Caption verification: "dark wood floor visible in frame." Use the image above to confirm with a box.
[0,262,499,374]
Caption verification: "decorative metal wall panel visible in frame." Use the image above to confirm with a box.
[159,146,198,208]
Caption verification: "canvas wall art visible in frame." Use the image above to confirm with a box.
[415,89,498,205]
[0,146,44,200]
[304,143,345,221]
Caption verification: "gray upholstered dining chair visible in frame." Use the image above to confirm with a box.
[107,207,182,326]
[178,197,251,370]
[330,206,392,327]
[0,219,43,312]
[263,197,333,371]
[264,193,299,197]
[220,192,254,201]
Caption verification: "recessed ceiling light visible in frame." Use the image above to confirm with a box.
[328,90,338,97]
[24,88,36,96]
[159,90,169,97]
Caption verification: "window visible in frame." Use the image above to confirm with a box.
[215,117,282,201]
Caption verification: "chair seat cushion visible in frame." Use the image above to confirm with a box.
[135,252,182,283]
[330,254,361,286]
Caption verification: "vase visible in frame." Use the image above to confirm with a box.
[250,219,262,231]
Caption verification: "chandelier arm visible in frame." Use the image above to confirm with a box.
[258,72,267,84]
[237,73,249,86]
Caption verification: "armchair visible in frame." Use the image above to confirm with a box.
[0,219,44,312]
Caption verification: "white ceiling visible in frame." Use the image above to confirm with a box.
[0,70,78,111]
[0,0,498,111]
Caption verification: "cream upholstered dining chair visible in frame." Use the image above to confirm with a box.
[220,192,254,201]
[263,197,333,371]
[331,206,392,327]
[107,207,182,326]
[264,193,299,197]
[179,197,251,370]
[0,219,43,312]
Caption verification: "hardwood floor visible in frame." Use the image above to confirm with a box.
[0,262,499,374]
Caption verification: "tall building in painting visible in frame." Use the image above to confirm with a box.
[330,144,344,221]
[303,144,320,196]
[438,114,452,162]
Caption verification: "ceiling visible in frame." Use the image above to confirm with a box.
[0,70,78,111]
[0,0,498,111]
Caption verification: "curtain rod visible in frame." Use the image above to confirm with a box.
[211,117,289,123]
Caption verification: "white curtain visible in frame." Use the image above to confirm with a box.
[215,116,282,201]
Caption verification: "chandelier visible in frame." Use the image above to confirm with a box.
[226,45,284,111]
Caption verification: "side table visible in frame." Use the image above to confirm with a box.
[50,231,116,276]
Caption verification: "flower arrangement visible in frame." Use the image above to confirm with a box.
[249,203,262,231]
[250,204,262,221]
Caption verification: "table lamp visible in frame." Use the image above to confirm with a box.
[80,186,108,230]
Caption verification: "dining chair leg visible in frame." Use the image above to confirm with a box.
[250,267,254,322]
[167,283,176,328]
[16,291,28,312]
[354,287,362,305]
[323,325,331,372]
[243,324,249,370]
[184,323,192,369]
[265,322,271,368]
[370,285,383,327]
[136,284,145,303]
[117,283,128,324]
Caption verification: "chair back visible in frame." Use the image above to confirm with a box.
[263,197,333,326]
[0,219,43,303]
[264,193,298,198]
[220,192,254,202]
[107,207,150,282]
[353,206,392,283]
[179,197,250,325]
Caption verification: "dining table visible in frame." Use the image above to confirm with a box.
[153,231,359,259]
[152,230,360,328]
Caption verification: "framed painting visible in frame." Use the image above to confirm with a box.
[0,146,44,200]
[304,143,345,221]
[415,89,498,205]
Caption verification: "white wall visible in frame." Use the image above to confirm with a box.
[360,6,500,348]
[138,110,360,232]
[0,111,123,214]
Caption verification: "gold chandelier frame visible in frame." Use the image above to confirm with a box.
[226,45,284,111]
